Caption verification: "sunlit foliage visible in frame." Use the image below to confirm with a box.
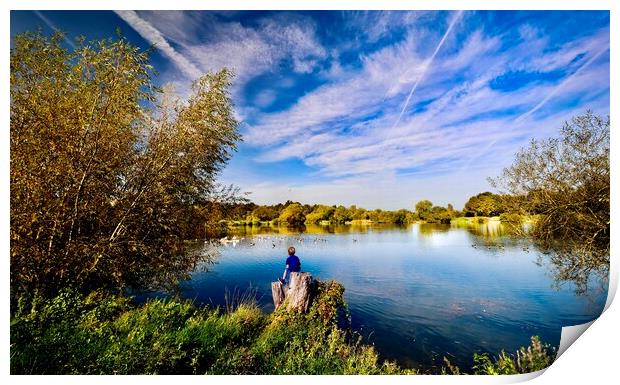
[490,112,610,294]
[305,205,335,224]
[11,31,241,294]
[415,200,433,220]
[11,284,555,375]
[10,281,413,374]
[277,203,306,225]
[414,200,455,224]
[463,192,503,217]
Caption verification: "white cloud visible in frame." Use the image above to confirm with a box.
[391,10,463,130]
[233,17,609,197]
[342,10,425,44]
[243,29,435,146]
[515,44,609,123]
[34,11,76,48]
[254,89,277,109]
[115,11,608,208]
[114,10,202,79]
[132,11,327,87]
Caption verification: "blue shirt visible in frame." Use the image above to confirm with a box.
[285,255,301,272]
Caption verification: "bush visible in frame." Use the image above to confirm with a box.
[490,112,609,294]
[10,281,411,374]
[11,285,555,375]
[471,337,555,374]
[499,213,523,225]
[11,31,241,295]
[278,203,306,226]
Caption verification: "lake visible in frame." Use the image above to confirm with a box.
[139,222,608,371]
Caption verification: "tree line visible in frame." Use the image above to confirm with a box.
[220,200,457,226]
[195,192,527,228]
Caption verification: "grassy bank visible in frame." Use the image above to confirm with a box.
[451,215,539,226]
[451,216,500,225]
[11,281,408,374]
[10,280,555,375]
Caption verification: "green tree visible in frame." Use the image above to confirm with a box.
[304,205,335,224]
[252,206,279,221]
[463,192,504,217]
[10,31,240,294]
[425,206,453,224]
[350,206,369,220]
[332,205,352,223]
[415,200,433,220]
[278,203,306,225]
[393,209,411,224]
[490,111,609,294]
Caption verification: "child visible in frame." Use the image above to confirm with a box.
[280,246,301,285]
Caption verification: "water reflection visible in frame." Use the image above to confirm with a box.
[229,223,410,236]
[536,248,609,296]
[139,223,607,371]
[451,219,521,237]
[419,223,451,235]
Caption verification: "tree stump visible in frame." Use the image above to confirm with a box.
[271,272,314,312]
[271,280,286,310]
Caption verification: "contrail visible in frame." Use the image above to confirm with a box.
[391,10,463,129]
[33,10,76,49]
[514,44,609,123]
[114,10,202,80]
[460,43,609,172]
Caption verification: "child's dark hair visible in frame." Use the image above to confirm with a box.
[288,246,296,256]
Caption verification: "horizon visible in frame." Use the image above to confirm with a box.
[10,10,610,210]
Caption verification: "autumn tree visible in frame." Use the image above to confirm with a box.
[415,200,433,220]
[490,112,609,293]
[463,192,505,217]
[332,205,352,223]
[278,203,306,225]
[349,205,369,220]
[305,205,335,224]
[10,31,241,294]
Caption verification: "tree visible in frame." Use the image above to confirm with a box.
[304,205,335,224]
[350,206,369,220]
[332,205,352,224]
[393,209,411,224]
[252,206,279,221]
[10,31,241,294]
[463,192,504,217]
[424,206,453,224]
[490,111,609,293]
[415,200,433,220]
[278,203,306,225]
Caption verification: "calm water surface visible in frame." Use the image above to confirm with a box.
[140,223,607,371]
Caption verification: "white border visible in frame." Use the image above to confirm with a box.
[3,1,617,384]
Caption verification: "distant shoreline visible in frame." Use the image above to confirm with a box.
[223,214,536,228]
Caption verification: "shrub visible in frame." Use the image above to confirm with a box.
[11,281,409,374]
[11,286,555,375]
[471,337,555,374]
[11,31,240,295]
[499,213,523,225]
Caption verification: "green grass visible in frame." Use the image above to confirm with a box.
[10,282,555,375]
[10,281,411,374]
[452,215,539,226]
[443,336,555,375]
[451,216,487,225]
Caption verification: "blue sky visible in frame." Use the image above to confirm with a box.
[11,10,610,210]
